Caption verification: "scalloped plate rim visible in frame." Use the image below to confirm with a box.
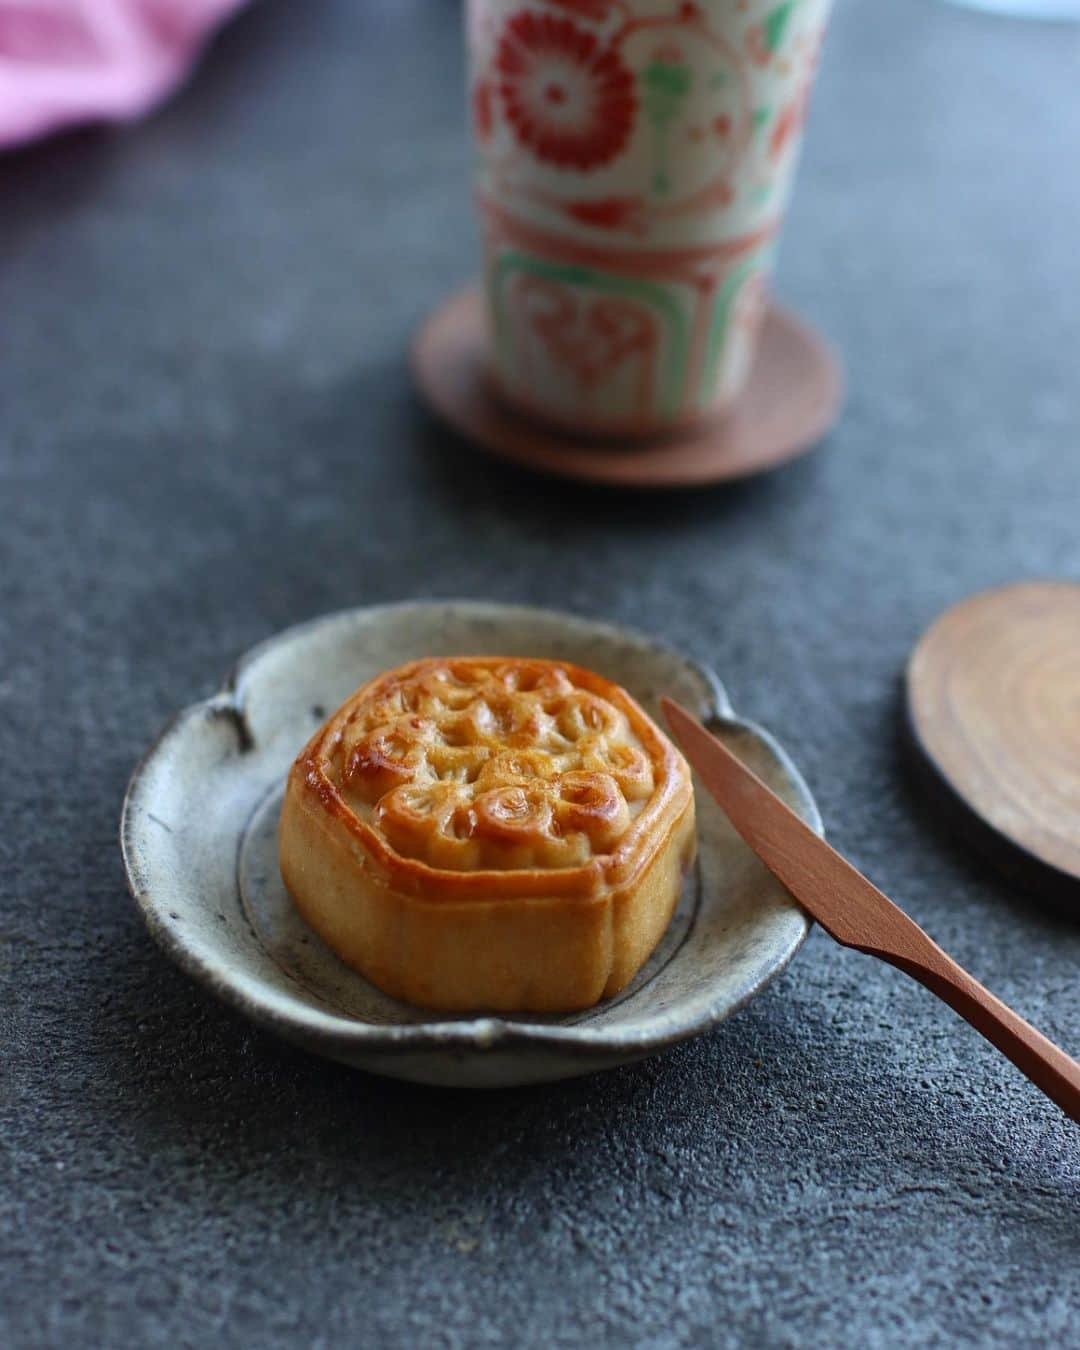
[120,601,820,1067]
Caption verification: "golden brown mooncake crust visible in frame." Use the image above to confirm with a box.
[278,657,696,1012]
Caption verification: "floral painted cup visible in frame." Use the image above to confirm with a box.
[466,0,833,437]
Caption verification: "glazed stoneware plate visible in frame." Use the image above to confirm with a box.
[121,603,820,1087]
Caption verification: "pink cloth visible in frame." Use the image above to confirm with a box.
[0,0,248,148]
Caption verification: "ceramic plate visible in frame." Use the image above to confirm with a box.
[121,603,819,1087]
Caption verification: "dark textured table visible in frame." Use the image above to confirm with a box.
[4,2,1080,1345]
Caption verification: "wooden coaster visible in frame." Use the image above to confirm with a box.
[412,287,843,489]
[905,581,1080,903]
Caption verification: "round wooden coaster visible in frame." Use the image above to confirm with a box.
[905,581,1080,903]
[411,287,843,489]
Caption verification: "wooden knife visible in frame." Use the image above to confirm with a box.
[662,697,1080,1123]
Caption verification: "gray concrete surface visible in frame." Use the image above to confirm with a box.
[2,1,1079,1345]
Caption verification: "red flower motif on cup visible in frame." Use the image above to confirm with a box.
[496,11,636,171]
[769,82,811,161]
[473,78,494,141]
[745,23,772,68]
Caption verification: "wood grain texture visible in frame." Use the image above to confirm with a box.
[663,699,1080,1124]
[906,582,1080,900]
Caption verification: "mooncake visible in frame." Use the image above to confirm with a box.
[278,657,696,1012]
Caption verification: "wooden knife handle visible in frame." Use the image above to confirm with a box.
[869,924,1080,1123]
[662,697,1080,1124]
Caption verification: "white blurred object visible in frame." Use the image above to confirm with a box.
[947,0,1080,17]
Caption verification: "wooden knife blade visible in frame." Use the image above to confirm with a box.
[662,697,1080,1123]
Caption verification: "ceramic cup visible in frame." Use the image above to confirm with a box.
[466,0,832,437]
